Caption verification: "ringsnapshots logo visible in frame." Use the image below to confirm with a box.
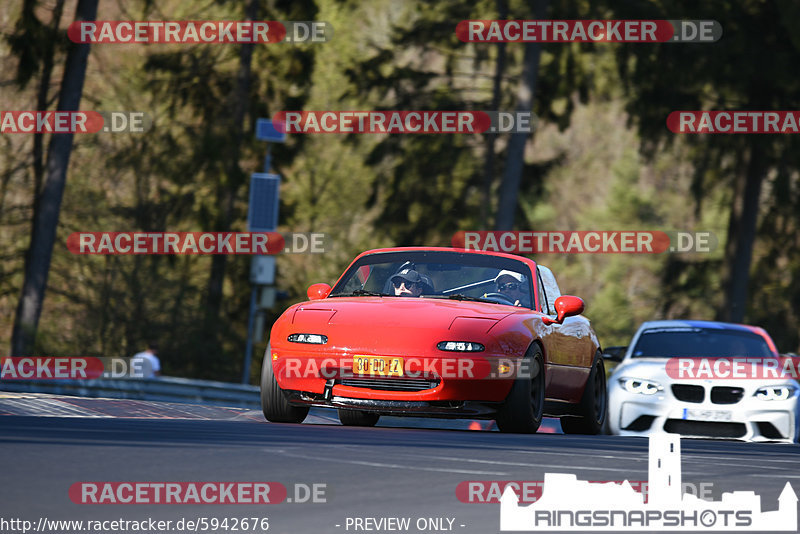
[499,434,797,531]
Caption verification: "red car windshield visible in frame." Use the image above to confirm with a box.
[328,250,534,308]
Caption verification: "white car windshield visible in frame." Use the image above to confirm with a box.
[632,327,774,358]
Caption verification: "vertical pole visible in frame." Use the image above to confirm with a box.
[242,285,258,384]
[243,143,272,384]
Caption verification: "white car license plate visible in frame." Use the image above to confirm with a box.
[683,409,732,422]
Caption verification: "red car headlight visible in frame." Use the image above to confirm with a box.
[287,333,328,344]
[437,341,485,352]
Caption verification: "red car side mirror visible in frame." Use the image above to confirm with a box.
[542,295,585,325]
[307,283,331,300]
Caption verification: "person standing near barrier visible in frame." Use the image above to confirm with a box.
[131,342,161,378]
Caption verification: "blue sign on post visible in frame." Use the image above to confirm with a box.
[256,118,286,143]
[247,173,281,232]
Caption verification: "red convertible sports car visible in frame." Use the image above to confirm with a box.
[261,247,606,433]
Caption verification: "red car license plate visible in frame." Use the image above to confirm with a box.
[352,356,403,377]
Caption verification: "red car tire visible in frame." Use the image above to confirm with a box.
[495,344,545,433]
[261,345,310,424]
[338,409,380,427]
[561,351,606,435]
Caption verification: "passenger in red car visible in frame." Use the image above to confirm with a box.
[495,270,528,307]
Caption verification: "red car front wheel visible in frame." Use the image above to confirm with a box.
[495,344,545,433]
[260,345,309,424]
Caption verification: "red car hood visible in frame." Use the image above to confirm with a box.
[278,297,516,354]
[294,297,512,325]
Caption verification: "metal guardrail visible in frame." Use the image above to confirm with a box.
[0,376,261,409]
[0,376,565,432]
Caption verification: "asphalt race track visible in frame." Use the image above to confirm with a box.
[1,393,799,534]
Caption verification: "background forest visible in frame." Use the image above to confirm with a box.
[1,0,799,382]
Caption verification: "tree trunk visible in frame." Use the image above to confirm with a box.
[11,0,98,356]
[201,0,258,363]
[494,0,549,231]
[480,0,508,230]
[720,142,766,323]
[33,0,67,201]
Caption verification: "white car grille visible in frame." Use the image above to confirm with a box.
[670,384,744,404]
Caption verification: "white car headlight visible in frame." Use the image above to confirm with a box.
[755,385,797,401]
[619,377,663,395]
